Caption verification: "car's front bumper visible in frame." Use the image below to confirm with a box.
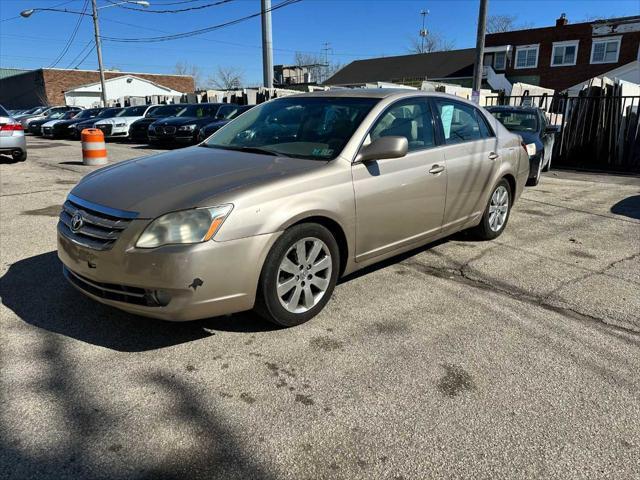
[57,220,279,321]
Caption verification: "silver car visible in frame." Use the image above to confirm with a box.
[58,90,528,326]
[0,105,27,162]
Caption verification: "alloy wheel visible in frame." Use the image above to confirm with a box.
[488,185,509,232]
[276,237,332,314]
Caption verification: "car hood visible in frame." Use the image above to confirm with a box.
[57,118,89,127]
[96,116,142,125]
[154,116,213,127]
[133,117,164,127]
[43,119,65,127]
[71,146,325,218]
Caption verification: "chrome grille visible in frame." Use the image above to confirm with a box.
[58,198,134,251]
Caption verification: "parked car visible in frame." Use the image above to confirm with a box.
[148,103,227,145]
[129,104,188,143]
[486,106,557,186]
[197,105,254,142]
[13,106,47,121]
[0,104,27,162]
[43,108,103,138]
[70,107,124,139]
[21,106,81,130]
[58,90,528,326]
[30,110,80,136]
[93,105,155,139]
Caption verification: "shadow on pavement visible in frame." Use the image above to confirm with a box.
[611,195,640,220]
[0,251,273,352]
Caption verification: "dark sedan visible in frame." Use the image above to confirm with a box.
[148,103,227,145]
[197,105,254,142]
[70,107,124,139]
[486,106,558,186]
[42,108,103,138]
[128,104,188,143]
[28,109,81,135]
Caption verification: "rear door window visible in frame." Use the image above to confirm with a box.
[434,99,485,145]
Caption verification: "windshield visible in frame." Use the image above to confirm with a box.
[0,106,9,117]
[117,105,148,117]
[74,108,100,120]
[204,97,379,160]
[147,104,185,118]
[489,110,538,132]
[96,108,123,119]
[176,104,220,118]
[48,111,67,120]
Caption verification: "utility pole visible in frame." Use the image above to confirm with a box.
[419,9,429,53]
[91,0,108,106]
[261,0,274,88]
[321,42,332,83]
[471,0,488,103]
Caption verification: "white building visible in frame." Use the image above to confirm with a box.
[64,75,184,108]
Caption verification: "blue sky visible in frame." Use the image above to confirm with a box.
[1,0,638,85]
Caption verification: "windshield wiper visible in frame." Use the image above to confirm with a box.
[206,145,287,157]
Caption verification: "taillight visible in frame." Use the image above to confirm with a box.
[0,122,23,132]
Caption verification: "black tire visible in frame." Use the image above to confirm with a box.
[472,178,512,240]
[526,157,542,186]
[254,223,340,327]
[12,150,27,162]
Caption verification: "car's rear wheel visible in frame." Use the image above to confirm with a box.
[255,223,339,327]
[472,179,511,240]
[12,150,27,162]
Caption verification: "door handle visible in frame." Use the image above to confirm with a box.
[488,152,500,160]
[429,164,445,174]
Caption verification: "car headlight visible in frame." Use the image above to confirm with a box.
[526,143,537,156]
[115,123,126,127]
[178,124,197,132]
[135,205,233,248]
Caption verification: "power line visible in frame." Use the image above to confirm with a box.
[73,44,96,68]
[48,0,90,68]
[101,0,302,43]
[65,39,94,68]
[0,0,77,22]
[104,0,235,14]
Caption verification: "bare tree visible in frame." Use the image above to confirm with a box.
[208,66,244,90]
[173,61,203,88]
[293,51,343,83]
[408,32,456,54]
[486,14,533,33]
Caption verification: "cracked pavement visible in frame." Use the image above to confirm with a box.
[1,137,640,479]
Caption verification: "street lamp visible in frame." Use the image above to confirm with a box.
[21,1,150,107]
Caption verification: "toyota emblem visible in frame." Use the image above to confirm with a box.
[71,212,84,232]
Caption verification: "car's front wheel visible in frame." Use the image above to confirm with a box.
[472,179,512,240]
[255,223,340,327]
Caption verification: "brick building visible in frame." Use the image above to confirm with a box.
[325,14,640,93]
[0,68,195,109]
[484,14,640,92]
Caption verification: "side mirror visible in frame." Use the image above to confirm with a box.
[355,136,408,163]
[545,125,560,134]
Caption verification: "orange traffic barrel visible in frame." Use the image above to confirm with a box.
[81,128,108,166]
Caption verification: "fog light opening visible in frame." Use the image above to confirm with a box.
[146,289,172,307]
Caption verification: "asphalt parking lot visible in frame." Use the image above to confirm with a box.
[1,136,639,479]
